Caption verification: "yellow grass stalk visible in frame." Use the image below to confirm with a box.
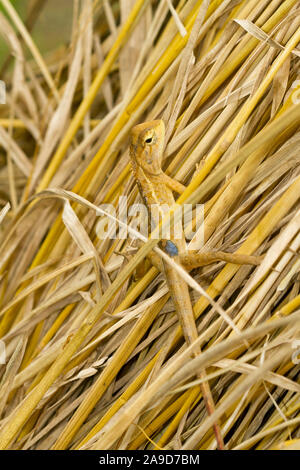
[277,294,300,317]
[155,385,201,449]
[271,440,300,451]
[38,0,222,201]
[257,400,300,449]
[1,0,299,451]
[58,268,159,375]
[3,0,288,319]
[177,25,300,204]
[1,97,297,449]
[233,417,300,450]
[51,296,169,449]
[0,0,59,102]
[0,119,25,128]
[0,119,101,129]
[128,387,201,450]
[90,315,299,449]
[192,172,300,321]
[75,354,159,449]
[194,0,299,108]
[36,0,149,192]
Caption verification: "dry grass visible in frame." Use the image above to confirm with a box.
[0,0,299,450]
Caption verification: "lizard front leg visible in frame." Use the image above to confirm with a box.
[161,173,186,195]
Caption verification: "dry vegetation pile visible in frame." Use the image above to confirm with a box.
[0,0,299,450]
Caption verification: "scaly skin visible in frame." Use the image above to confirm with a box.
[130,119,225,450]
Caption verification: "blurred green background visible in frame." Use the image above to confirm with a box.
[0,0,73,68]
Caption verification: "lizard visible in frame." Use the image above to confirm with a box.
[130,119,263,449]
[130,120,262,268]
[130,119,226,448]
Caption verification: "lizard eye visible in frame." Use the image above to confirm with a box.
[145,137,153,144]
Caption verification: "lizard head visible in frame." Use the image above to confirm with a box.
[130,120,165,176]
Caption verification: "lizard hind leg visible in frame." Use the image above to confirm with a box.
[180,250,264,269]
